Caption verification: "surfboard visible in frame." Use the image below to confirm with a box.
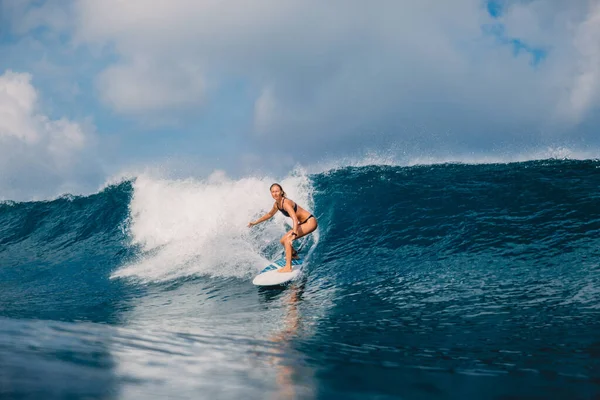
[252,256,303,287]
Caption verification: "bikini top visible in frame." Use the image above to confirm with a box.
[277,198,297,217]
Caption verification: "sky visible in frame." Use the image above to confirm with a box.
[0,0,599,200]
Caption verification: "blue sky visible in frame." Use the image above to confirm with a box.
[0,0,599,199]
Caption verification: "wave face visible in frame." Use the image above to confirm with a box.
[0,182,135,323]
[1,159,600,399]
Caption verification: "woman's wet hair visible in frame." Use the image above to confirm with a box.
[270,183,286,197]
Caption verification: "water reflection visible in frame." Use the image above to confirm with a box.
[103,276,318,399]
[260,282,314,399]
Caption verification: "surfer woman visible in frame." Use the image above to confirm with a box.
[248,183,317,273]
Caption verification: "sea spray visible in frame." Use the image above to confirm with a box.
[111,170,316,282]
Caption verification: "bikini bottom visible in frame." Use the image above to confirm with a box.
[298,214,315,225]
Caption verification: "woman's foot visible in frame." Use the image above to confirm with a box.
[278,266,293,273]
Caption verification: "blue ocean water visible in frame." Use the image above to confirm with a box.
[1,159,599,399]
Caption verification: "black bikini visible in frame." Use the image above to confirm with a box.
[299,215,315,225]
[277,198,297,217]
[277,198,315,225]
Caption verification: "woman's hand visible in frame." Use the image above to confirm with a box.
[248,221,255,227]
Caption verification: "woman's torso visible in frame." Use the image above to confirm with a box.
[276,198,311,221]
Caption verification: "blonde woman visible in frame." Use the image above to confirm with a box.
[248,183,317,273]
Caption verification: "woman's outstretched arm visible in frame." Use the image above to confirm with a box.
[248,204,277,227]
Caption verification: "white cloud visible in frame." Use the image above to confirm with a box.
[567,1,600,123]
[6,0,600,161]
[70,0,493,125]
[0,70,100,200]
[97,57,204,114]
[0,70,39,143]
[495,0,600,125]
[66,0,600,138]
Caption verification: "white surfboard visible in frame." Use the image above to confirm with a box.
[252,256,303,287]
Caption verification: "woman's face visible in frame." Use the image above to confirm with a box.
[270,185,282,200]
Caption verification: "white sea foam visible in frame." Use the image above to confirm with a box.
[111,169,315,282]
[306,146,600,174]
[404,146,600,167]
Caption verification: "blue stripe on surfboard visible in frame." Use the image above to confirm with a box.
[259,257,303,274]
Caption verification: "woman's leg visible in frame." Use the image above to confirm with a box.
[279,218,318,273]
[282,241,298,259]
